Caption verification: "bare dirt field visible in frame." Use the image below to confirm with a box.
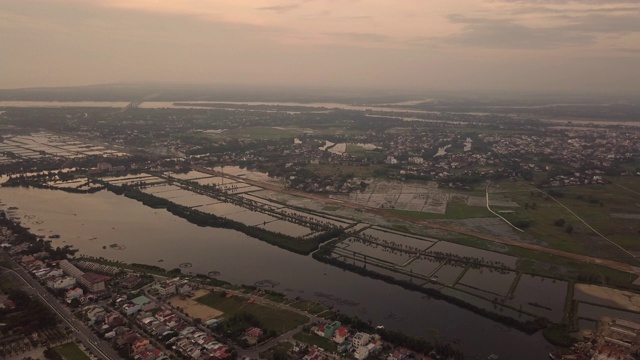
[575,284,640,312]
[168,289,223,321]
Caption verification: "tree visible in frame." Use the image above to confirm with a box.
[554,218,566,227]
[565,224,574,234]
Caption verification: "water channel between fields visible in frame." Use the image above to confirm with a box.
[0,187,554,359]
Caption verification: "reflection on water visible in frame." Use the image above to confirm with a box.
[0,187,552,359]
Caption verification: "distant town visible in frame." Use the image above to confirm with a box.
[0,97,639,360]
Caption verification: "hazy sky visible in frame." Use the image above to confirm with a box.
[2,0,640,94]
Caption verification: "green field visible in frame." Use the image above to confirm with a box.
[490,178,640,264]
[197,292,308,335]
[293,331,338,352]
[509,247,638,288]
[388,201,493,220]
[306,163,389,178]
[55,342,91,360]
[259,341,295,360]
[290,300,329,315]
[345,144,385,159]
[208,126,304,140]
[0,271,19,292]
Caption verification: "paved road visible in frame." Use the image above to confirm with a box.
[0,251,124,360]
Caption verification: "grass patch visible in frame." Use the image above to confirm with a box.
[259,341,294,360]
[292,331,338,353]
[322,206,340,212]
[197,292,308,335]
[344,144,385,159]
[74,257,176,277]
[511,247,638,288]
[209,126,302,140]
[0,272,19,292]
[387,201,493,220]
[305,164,389,178]
[290,300,329,315]
[55,342,91,360]
[490,179,640,264]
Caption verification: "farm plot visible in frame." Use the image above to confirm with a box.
[403,257,444,277]
[426,241,518,269]
[505,275,567,322]
[360,227,436,250]
[256,220,313,237]
[456,267,517,297]
[431,261,467,286]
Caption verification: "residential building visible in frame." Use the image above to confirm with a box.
[47,276,76,289]
[354,346,369,360]
[333,326,350,344]
[324,321,341,339]
[65,287,84,300]
[352,333,371,348]
[79,273,109,292]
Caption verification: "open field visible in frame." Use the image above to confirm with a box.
[55,342,91,360]
[389,201,493,220]
[168,290,223,321]
[574,284,640,312]
[207,126,306,140]
[197,292,308,334]
[490,179,640,264]
[306,163,388,178]
[289,300,329,315]
[345,143,385,159]
[293,331,338,352]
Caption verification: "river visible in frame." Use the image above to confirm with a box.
[0,187,553,359]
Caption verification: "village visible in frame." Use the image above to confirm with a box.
[0,215,464,360]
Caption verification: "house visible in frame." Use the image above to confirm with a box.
[120,275,143,289]
[388,348,411,360]
[352,333,371,348]
[366,338,383,356]
[47,276,77,289]
[132,338,150,354]
[176,283,192,295]
[116,332,141,347]
[21,255,36,265]
[97,162,113,171]
[105,312,125,328]
[154,282,176,297]
[85,306,107,323]
[354,346,369,360]
[314,324,326,337]
[333,326,349,344]
[132,296,152,306]
[324,321,341,339]
[79,272,109,292]
[337,341,353,354]
[122,303,142,315]
[141,301,158,312]
[245,327,263,339]
[303,347,326,360]
[65,287,84,300]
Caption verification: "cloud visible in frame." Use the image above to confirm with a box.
[497,0,640,4]
[443,15,594,49]
[329,32,388,43]
[509,5,640,15]
[257,3,300,14]
[561,14,640,34]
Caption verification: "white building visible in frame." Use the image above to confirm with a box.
[352,333,371,348]
[354,346,369,360]
[47,276,77,289]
